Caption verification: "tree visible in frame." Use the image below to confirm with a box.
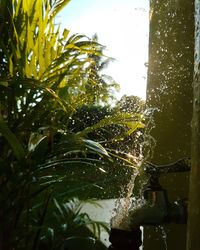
[67,96,145,198]
[86,34,120,104]
[116,95,145,114]
[69,96,145,159]
[113,95,145,157]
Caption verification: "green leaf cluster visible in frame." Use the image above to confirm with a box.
[0,1,144,249]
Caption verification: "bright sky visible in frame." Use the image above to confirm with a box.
[59,0,149,100]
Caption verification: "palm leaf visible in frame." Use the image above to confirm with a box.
[77,112,144,137]
[0,111,25,160]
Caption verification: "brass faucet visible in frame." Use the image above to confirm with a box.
[128,158,190,229]
[108,158,190,250]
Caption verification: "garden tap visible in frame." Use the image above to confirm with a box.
[128,158,190,229]
[108,158,190,250]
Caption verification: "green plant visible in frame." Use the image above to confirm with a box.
[0,79,143,249]
[0,1,144,249]
[38,198,109,250]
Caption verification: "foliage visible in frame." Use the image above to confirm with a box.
[0,0,118,109]
[86,34,120,104]
[38,198,110,250]
[115,95,145,114]
[113,95,145,156]
[0,0,144,249]
[67,99,145,198]
[70,96,145,158]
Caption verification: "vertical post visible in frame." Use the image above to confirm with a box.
[145,0,194,249]
[187,1,200,249]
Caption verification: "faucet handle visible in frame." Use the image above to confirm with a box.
[144,157,191,175]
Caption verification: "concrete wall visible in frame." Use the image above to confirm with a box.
[144,0,194,249]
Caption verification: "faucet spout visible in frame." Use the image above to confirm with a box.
[129,189,169,228]
[128,164,188,229]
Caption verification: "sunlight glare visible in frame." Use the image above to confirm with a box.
[59,0,149,100]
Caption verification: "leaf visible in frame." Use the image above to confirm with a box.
[62,28,70,39]
[53,198,64,218]
[0,114,25,161]
[28,133,48,160]
[49,0,71,19]
[77,112,144,137]
[28,133,47,152]
[83,139,109,157]
[0,81,9,87]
